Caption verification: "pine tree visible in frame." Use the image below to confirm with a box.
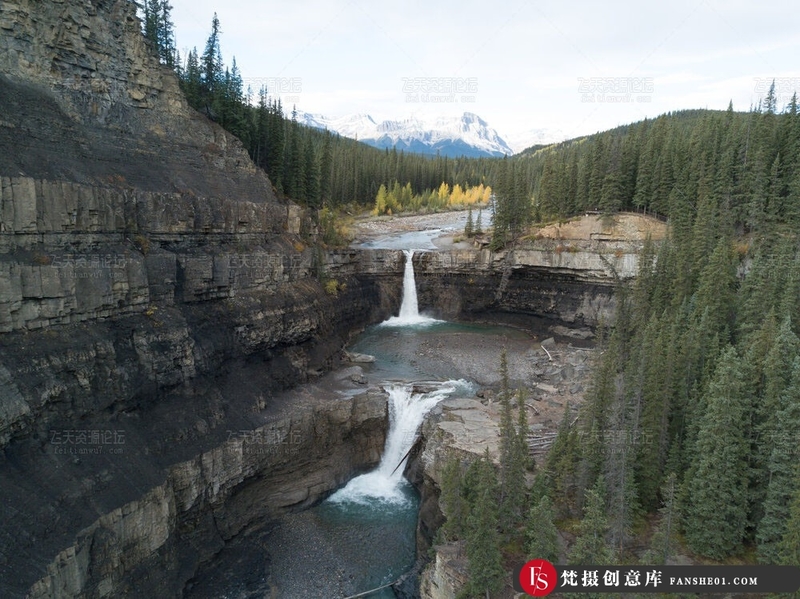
[780,249,800,325]
[284,107,305,200]
[201,13,222,98]
[642,473,680,565]
[779,473,800,566]
[180,47,202,107]
[465,207,474,238]
[693,237,737,341]
[684,346,749,559]
[475,209,484,236]
[156,0,177,68]
[633,315,671,511]
[546,404,580,518]
[141,0,159,52]
[569,475,614,564]
[526,495,560,563]
[304,136,321,209]
[490,159,510,250]
[267,98,285,188]
[465,450,504,598]
[252,86,269,169]
[764,79,778,115]
[319,131,333,207]
[517,387,531,472]
[751,315,800,534]
[537,153,561,219]
[440,457,467,541]
[757,358,800,563]
[600,172,623,214]
[498,349,526,533]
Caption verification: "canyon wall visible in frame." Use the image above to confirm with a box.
[0,1,625,596]
[0,1,401,596]
[24,391,387,599]
[326,246,625,326]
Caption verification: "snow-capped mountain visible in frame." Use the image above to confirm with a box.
[503,127,568,154]
[298,111,514,158]
[297,113,379,141]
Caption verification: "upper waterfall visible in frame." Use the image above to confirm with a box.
[381,250,439,326]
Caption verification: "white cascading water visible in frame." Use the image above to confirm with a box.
[327,380,473,506]
[380,249,439,326]
[327,248,465,505]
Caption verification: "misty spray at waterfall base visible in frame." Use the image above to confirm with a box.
[380,250,440,327]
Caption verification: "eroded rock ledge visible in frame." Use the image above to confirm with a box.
[24,390,387,599]
[327,246,625,326]
[0,240,402,597]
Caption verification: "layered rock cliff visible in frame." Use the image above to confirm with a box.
[0,2,632,597]
[0,0,271,199]
[326,246,625,326]
[0,1,400,597]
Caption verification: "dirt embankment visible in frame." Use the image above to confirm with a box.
[531,212,668,242]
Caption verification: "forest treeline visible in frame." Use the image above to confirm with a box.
[521,209,800,574]
[138,4,799,243]
[439,100,800,596]
[528,85,800,567]
[518,97,800,233]
[136,4,495,218]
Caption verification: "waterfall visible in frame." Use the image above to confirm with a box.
[327,380,473,506]
[381,249,438,326]
[398,249,420,320]
[326,250,459,505]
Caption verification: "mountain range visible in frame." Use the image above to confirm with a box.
[297,111,519,158]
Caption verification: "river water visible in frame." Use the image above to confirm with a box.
[255,250,528,598]
[354,206,493,251]
[264,251,466,598]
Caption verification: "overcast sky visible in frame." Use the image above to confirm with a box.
[170,0,800,147]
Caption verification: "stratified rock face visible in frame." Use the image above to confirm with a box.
[417,543,469,599]
[23,391,387,599]
[327,248,621,326]
[0,0,186,113]
[0,0,405,448]
[0,2,402,597]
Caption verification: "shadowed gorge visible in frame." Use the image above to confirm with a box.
[0,1,641,597]
[0,1,395,595]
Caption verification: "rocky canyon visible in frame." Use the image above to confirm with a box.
[0,1,650,597]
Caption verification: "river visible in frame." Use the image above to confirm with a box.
[192,249,536,598]
[262,248,541,598]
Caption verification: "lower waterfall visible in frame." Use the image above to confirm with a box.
[328,380,472,506]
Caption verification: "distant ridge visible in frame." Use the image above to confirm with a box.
[298,111,514,158]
